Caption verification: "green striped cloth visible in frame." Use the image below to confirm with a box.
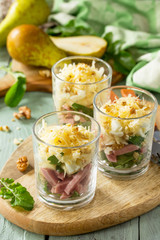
[49,0,160,93]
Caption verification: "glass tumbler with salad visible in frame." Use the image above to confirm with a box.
[52,56,112,117]
[94,86,158,180]
[32,111,100,210]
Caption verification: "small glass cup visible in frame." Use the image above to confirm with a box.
[94,86,158,180]
[32,111,100,210]
[52,56,112,117]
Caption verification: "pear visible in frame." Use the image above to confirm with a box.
[50,36,107,58]
[0,0,50,47]
[7,25,67,68]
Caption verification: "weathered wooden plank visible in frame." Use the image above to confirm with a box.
[0,92,53,240]
[49,218,138,240]
[140,206,160,240]
[0,215,45,240]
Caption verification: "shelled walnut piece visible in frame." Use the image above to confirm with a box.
[39,69,51,78]
[0,125,10,132]
[13,106,31,119]
[16,156,29,172]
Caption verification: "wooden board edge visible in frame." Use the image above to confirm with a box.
[0,189,159,236]
[0,135,33,179]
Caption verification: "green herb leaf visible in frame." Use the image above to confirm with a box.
[100,150,108,161]
[117,152,134,165]
[0,178,34,211]
[60,152,64,156]
[4,71,26,107]
[48,155,60,165]
[77,121,91,129]
[72,103,93,117]
[47,19,95,37]
[129,135,144,146]
[47,155,64,173]
[71,191,80,198]
[56,165,64,173]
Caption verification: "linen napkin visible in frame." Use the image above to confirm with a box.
[48,0,160,92]
[126,52,160,93]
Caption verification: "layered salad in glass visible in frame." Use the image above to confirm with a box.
[37,121,95,200]
[52,56,112,117]
[94,87,157,179]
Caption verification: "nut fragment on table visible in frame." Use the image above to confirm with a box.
[0,125,10,132]
[39,69,51,78]
[13,138,23,145]
[16,156,29,172]
[13,106,31,119]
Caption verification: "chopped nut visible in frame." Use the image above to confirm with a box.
[122,101,126,106]
[39,69,51,78]
[16,126,21,130]
[0,125,10,132]
[3,125,10,132]
[13,138,23,145]
[13,112,23,119]
[12,118,16,122]
[16,156,29,172]
[130,107,136,114]
[19,106,31,119]
[13,106,31,119]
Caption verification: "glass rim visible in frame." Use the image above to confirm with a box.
[51,56,112,86]
[33,111,101,149]
[93,85,158,120]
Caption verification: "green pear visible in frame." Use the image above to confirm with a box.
[0,0,50,47]
[7,24,67,68]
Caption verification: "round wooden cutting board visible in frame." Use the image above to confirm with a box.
[0,136,160,236]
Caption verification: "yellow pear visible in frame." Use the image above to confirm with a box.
[7,25,67,68]
[50,36,107,58]
[0,0,50,47]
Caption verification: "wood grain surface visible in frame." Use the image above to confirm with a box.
[0,136,160,236]
[0,59,123,97]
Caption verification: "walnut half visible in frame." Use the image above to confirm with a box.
[13,106,31,119]
[16,156,29,172]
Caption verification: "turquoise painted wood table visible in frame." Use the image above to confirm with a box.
[0,48,160,240]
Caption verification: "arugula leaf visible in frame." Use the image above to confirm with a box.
[117,152,134,165]
[60,152,64,156]
[47,155,64,173]
[77,121,91,129]
[0,65,26,107]
[103,32,136,75]
[71,191,80,198]
[72,103,93,117]
[100,150,108,161]
[48,155,60,165]
[0,178,34,211]
[46,19,95,37]
[129,135,144,146]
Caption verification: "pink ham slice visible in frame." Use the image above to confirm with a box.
[63,118,75,125]
[106,153,117,162]
[105,144,139,162]
[140,146,147,154]
[64,164,91,195]
[60,192,71,200]
[62,104,71,111]
[41,168,59,186]
[54,171,65,180]
[114,144,139,156]
[51,177,72,194]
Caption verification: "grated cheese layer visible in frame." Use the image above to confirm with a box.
[98,96,153,150]
[53,61,109,110]
[38,123,95,175]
